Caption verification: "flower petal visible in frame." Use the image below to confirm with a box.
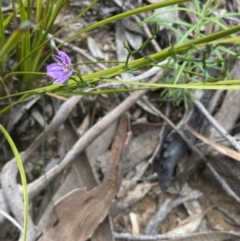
[52,55,62,64]
[58,51,72,65]
[53,71,73,84]
[46,64,64,78]
[47,63,62,71]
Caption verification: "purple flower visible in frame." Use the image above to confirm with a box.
[46,51,73,84]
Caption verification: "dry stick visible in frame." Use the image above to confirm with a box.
[199,90,223,133]
[194,99,240,152]
[206,90,224,113]
[142,99,240,203]
[115,232,187,240]
[115,231,240,241]
[0,209,23,232]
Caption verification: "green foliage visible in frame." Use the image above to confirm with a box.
[140,0,240,105]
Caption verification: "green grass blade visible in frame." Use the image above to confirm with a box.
[0,125,28,241]
[0,0,6,72]
[0,29,25,61]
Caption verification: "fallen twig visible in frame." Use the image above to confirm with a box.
[194,99,240,152]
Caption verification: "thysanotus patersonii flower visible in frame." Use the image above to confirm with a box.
[46,50,73,84]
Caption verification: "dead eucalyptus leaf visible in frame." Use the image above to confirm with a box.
[87,36,104,59]
[166,207,212,235]
[124,30,143,50]
[186,125,240,162]
[111,182,153,217]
